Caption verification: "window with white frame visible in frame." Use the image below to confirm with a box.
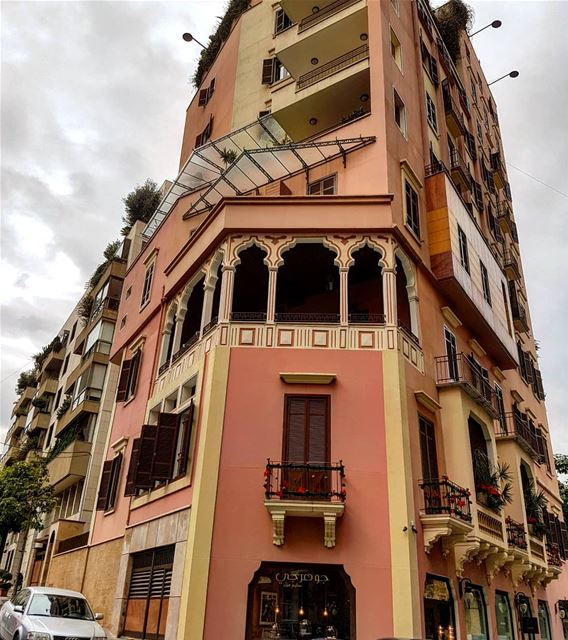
[393,89,407,137]
[458,225,470,273]
[390,28,402,71]
[426,92,437,132]
[140,262,154,308]
[480,260,491,305]
[404,179,420,237]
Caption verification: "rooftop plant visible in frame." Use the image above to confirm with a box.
[121,179,161,237]
[15,370,37,395]
[432,0,474,62]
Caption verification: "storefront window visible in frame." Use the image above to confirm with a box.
[538,601,552,640]
[559,601,568,639]
[495,592,514,640]
[246,563,354,640]
[423,575,456,640]
[464,585,489,640]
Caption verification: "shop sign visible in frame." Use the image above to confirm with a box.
[424,579,450,601]
[520,617,539,634]
[275,571,330,587]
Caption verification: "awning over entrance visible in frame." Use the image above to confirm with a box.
[142,115,375,238]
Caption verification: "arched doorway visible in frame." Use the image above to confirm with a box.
[348,246,384,323]
[231,245,269,321]
[276,244,340,323]
[245,562,356,640]
[179,276,205,351]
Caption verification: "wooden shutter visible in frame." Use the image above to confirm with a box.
[198,88,208,106]
[560,522,568,560]
[150,413,180,481]
[117,358,132,402]
[128,350,141,399]
[106,453,123,511]
[261,58,274,85]
[135,425,157,489]
[307,398,328,463]
[96,460,113,510]
[533,368,545,400]
[285,397,307,462]
[125,438,141,496]
[178,401,195,476]
[419,416,439,481]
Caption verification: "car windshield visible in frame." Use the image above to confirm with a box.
[27,594,93,620]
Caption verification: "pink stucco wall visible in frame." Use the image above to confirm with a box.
[203,347,393,639]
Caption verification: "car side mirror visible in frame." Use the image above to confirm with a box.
[13,605,24,614]
[94,613,104,621]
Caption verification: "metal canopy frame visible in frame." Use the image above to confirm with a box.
[142,115,375,238]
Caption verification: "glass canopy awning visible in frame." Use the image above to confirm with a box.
[143,115,376,238]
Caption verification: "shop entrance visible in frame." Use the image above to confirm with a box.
[246,563,355,640]
[423,575,456,640]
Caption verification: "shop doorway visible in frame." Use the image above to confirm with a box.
[423,575,456,640]
[246,563,355,640]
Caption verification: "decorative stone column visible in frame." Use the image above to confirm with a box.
[339,267,349,326]
[200,281,217,334]
[267,266,278,324]
[171,307,187,354]
[382,267,398,325]
[218,266,235,323]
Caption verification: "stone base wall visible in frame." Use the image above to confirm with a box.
[46,546,88,591]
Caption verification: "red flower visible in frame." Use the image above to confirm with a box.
[263,469,269,477]
[298,487,306,494]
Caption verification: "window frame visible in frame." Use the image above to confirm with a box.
[425,92,438,133]
[494,591,514,640]
[282,394,331,464]
[390,27,402,71]
[480,260,491,305]
[393,88,407,137]
[140,261,155,309]
[307,174,337,196]
[457,224,470,274]
[404,178,420,238]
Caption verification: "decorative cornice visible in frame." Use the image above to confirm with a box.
[280,373,337,385]
[468,339,487,358]
[415,390,442,412]
[441,306,462,329]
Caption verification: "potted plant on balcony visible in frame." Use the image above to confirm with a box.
[473,449,512,512]
[524,480,547,537]
[31,396,48,411]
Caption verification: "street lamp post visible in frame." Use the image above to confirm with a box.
[182,33,206,49]
[488,70,519,86]
[469,20,502,37]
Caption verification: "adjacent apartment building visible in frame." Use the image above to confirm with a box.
[3,0,567,639]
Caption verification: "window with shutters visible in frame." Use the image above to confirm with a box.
[307,174,336,195]
[198,78,216,107]
[140,262,154,309]
[284,396,330,464]
[123,546,174,640]
[194,117,214,148]
[419,416,438,481]
[274,8,293,34]
[480,260,491,305]
[404,178,420,238]
[425,92,437,133]
[458,225,469,274]
[117,349,141,403]
[97,453,123,512]
[172,399,196,479]
[261,58,289,85]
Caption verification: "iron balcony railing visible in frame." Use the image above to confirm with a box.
[547,543,563,567]
[297,44,369,90]
[419,478,472,523]
[442,80,466,135]
[506,516,528,551]
[230,311,267,322]
[298,0,362,32]
[503,250,520,276]
[435,353,498,416]
[496,412,544,462]
[264,460,346,502]
[275,312,340,323]
[90,296,120,322]
[348,312,386,324]
[202,315,219,335]
[449,148,472,188]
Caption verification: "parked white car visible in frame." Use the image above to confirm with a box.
[0,587,105,640]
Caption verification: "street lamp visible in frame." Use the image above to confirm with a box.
[469,20,502,37]
[182,33,206,49]
[488,70,519,86]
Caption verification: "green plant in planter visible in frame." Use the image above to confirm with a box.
[219,148,238,167]
[31,396,48,411]
[523,479,547,536]
[15,370,37,395]
[472,449,513,512]
[56,394,72,421]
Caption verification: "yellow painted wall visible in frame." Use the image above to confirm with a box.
[46,547,88,591]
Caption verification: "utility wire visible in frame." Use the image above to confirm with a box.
[0,360,35,385]
[507,162,568,200]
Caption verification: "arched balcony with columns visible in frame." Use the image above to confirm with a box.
[347,245,385,324]
[229,244,270,322]
[395,249,420,340]
[275,242,340,323]
[158,302,179,374]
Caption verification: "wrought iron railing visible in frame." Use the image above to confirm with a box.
[297,44,369,90]
[496,412,543,462]
[348,312,386,324]
[506,516,528,550]
[434,353,497,415]
[298,0,362,32]
[275,312,340,323]
[449,149,472,186]
[419,478,472,522]
[547,543,563,567]
[230,311,267,322]
[264,460,346,502]
[170,331,200,365]
[202,316,219,335]
[442,80,465,134]
[503,251,520,277]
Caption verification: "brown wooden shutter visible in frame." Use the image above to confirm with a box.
[261,58,274,84]
[560,522,568,559]
[419,416,439,481]
[178,401,195,476]
[307,398,328,463]
[198,88,208,106]
[285,397,307,462]
[106,453,123,511]
[150,413,180,481]
[128,350,141,399]
[125,438,141,496]
[117,358,132,402]
[135,425,157,489]
[96,460,113,510]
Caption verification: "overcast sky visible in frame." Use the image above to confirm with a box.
[1,1,567,453]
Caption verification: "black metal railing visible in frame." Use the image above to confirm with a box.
[398,320,420,345]
[419,478,472,522]
[298,0,361,32]
[442,80,466,135]
[547,543,563,567]
[348,312,386,324]
[297,44,369,90]
[506,517,528,550]
[496,412,543,462]
[503,251,520,278]
[449,149,472,187]
[202,316,219,335]
[264,460,346,502]
[171,331,200,365]
[275,312,340,323]
[230,311,267,322]
[435,353,498,415]
[158,361,169,376]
